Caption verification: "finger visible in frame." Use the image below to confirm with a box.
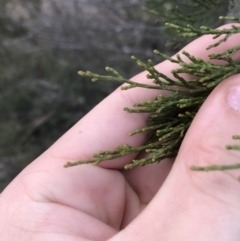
[43,23,240,170]
[110,73,240,241]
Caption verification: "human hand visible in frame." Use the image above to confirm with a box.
[1,24,240,241]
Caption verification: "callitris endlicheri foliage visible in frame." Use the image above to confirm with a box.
[65,0,240,172]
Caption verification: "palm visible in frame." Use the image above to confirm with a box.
[0,150,171,240]
[51,154,171,239]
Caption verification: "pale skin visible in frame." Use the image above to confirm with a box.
[1,24,240,241]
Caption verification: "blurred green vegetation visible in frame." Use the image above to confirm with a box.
[145,0,229,49]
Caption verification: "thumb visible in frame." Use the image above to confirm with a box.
[158,73,240,240]
[109,74,240,241]
[177,73,240,188]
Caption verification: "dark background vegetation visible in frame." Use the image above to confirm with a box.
[0,0,230,191]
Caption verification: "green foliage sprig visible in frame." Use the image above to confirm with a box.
[65,0,240,172]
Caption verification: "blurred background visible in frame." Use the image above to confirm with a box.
[0,0,230,191]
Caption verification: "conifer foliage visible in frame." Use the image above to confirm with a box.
[65,0,240,172]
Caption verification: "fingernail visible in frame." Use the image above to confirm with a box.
[227,86,240,111]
